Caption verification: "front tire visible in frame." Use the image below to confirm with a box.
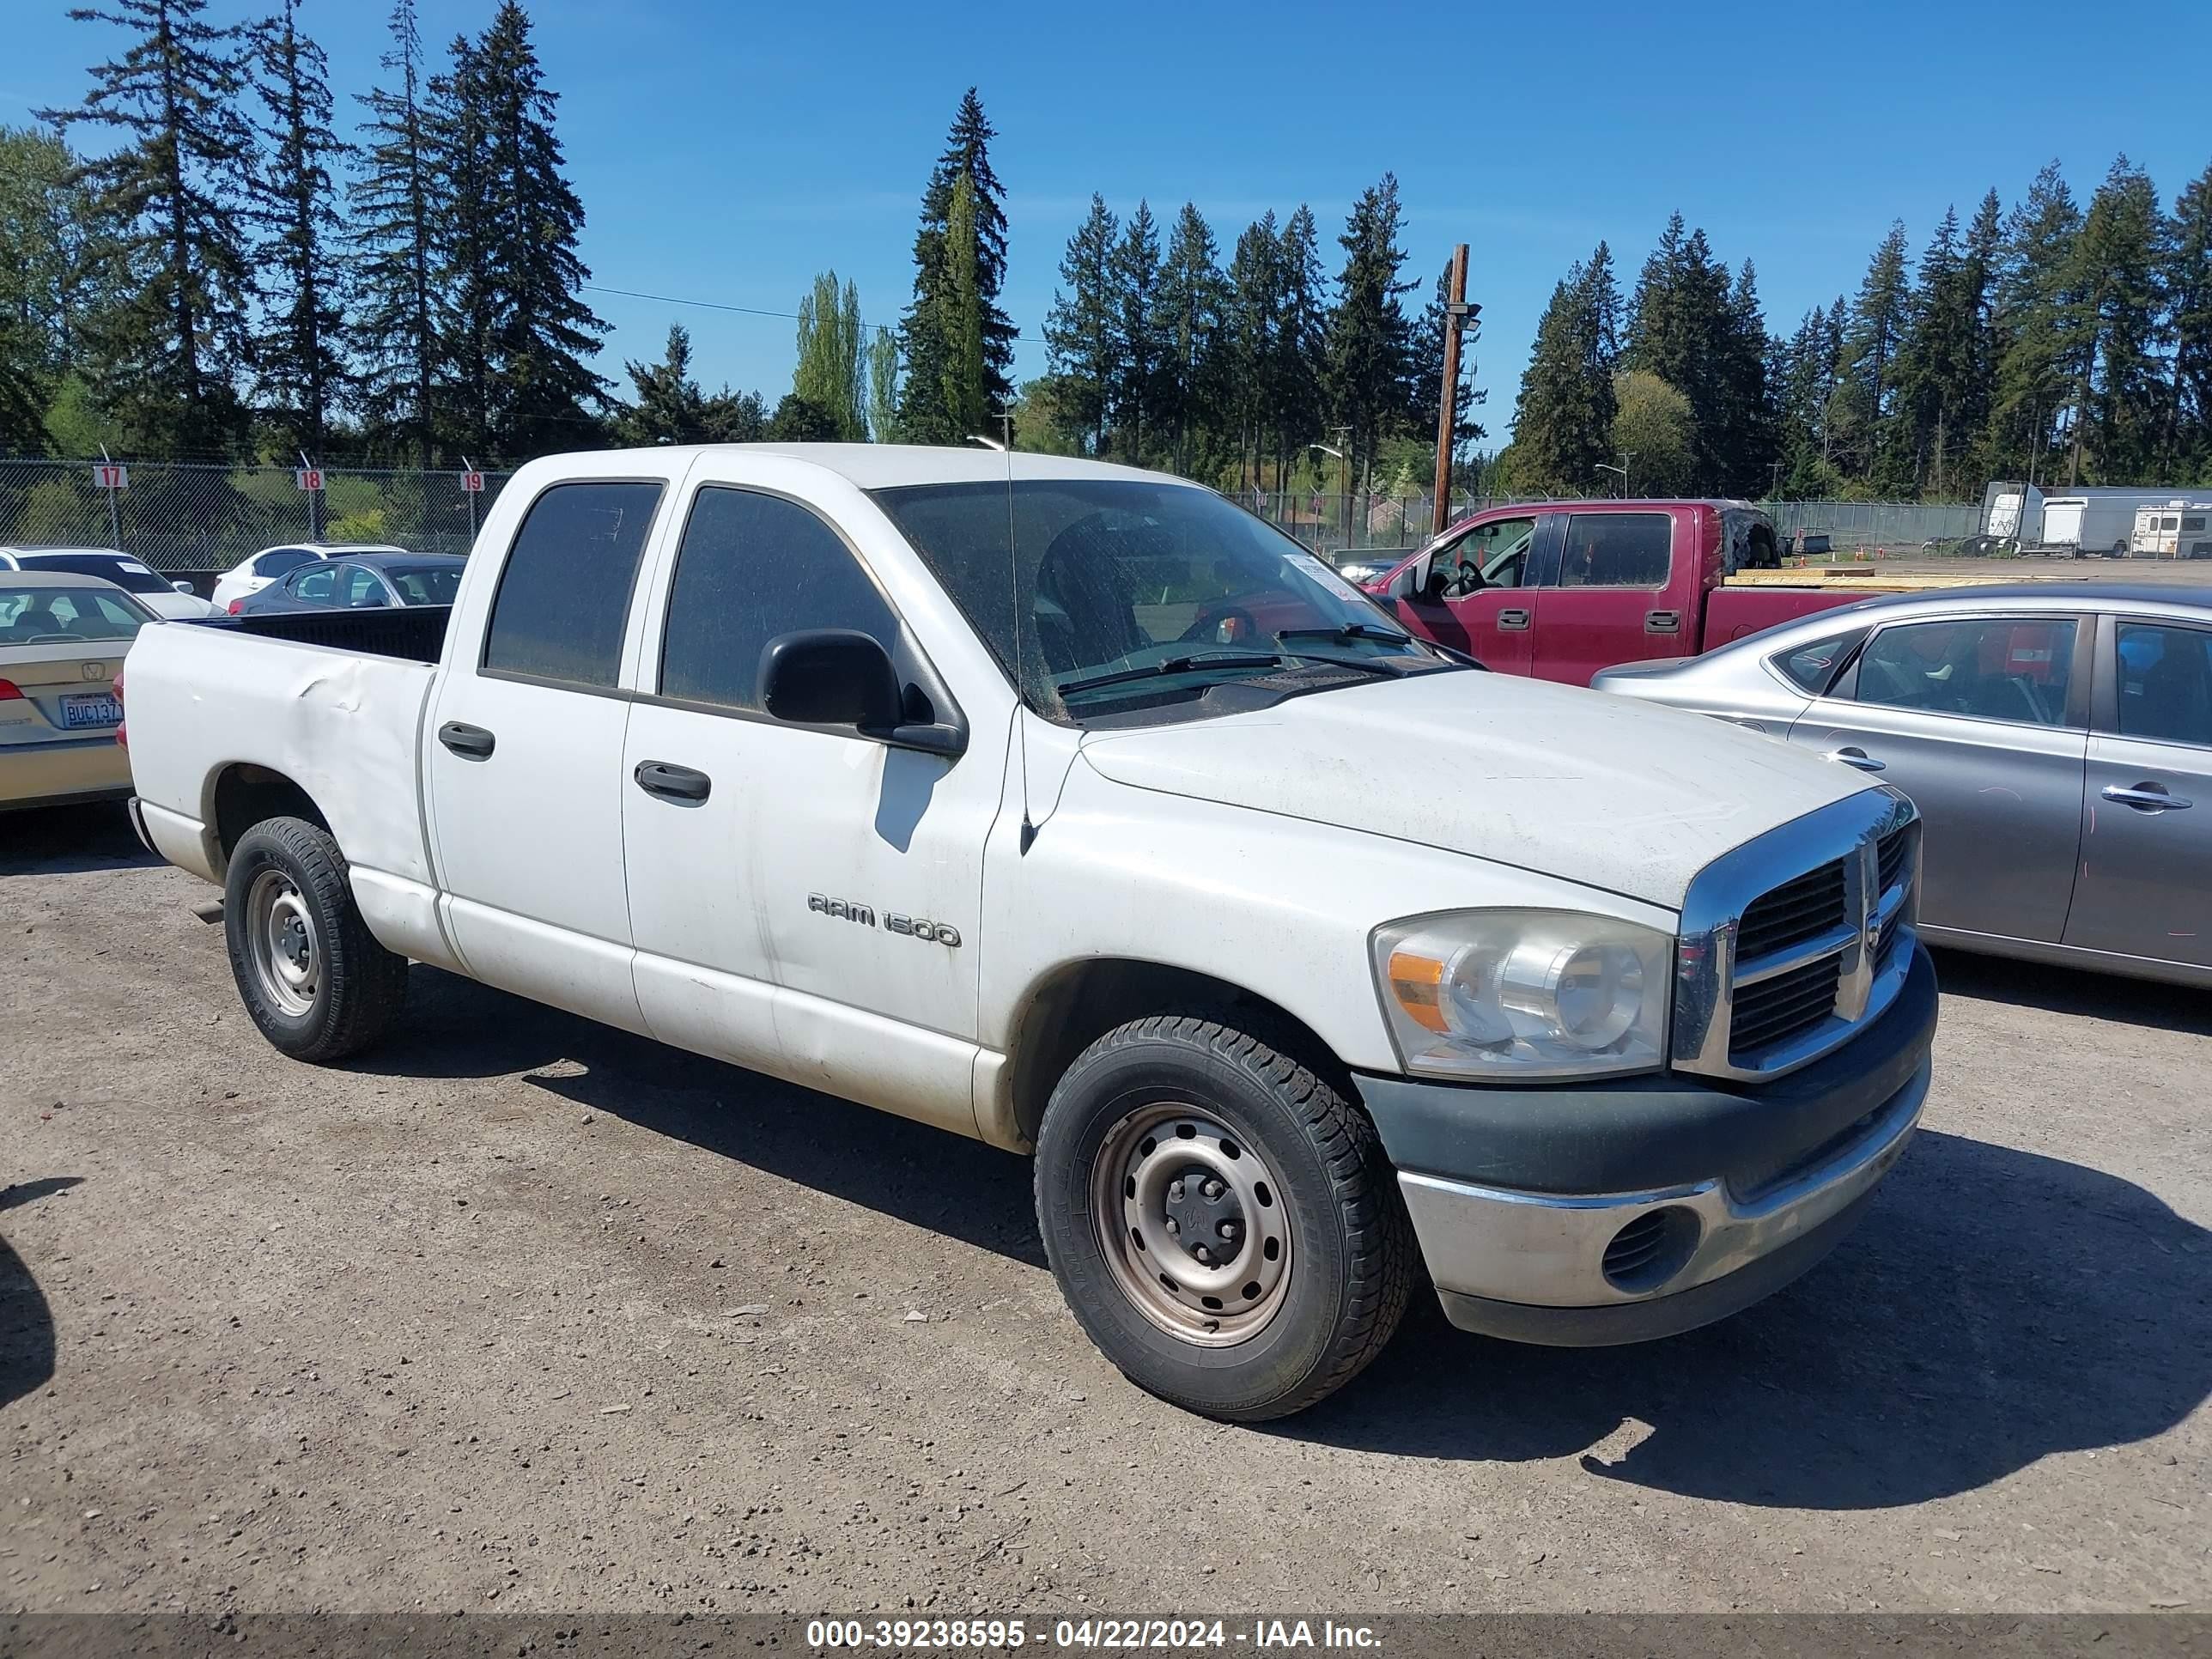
[1034,1013,1414,1421]
[223,816,408,1062]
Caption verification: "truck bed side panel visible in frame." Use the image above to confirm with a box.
[124,621,441,928]
[1701,585,1869,651]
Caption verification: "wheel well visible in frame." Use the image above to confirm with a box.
[210,764,330,869]
[1005,959,1350,1147]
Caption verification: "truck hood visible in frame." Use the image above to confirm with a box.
[1077,669,1867,908]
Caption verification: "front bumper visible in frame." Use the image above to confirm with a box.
[1358,942,1937,1346]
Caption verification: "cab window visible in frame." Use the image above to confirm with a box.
[341,566,389,608]
[1559,513,1672,588]
[2113,623,2212,747]
[483,481,664,687]
[1437,516,1534,598]
[289,565,339,605]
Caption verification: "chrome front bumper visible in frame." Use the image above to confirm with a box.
[1401,1057,1928,1346]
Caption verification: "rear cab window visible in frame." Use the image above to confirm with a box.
[1559,513,1673,588]
[482,482,664,687]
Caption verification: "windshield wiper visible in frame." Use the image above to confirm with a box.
[1275,622,1415,647]
[1056,651,1284,696]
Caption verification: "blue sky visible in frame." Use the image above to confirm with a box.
[6,0,2210,441]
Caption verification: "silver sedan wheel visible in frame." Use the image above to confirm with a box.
[1091,1102,1295,1347]
[245,867,321,1018]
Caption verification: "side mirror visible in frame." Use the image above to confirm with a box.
[173,581,196,595]
[757,629,967,757]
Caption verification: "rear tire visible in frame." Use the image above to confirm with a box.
[223,816,408,1062]
[1033,1012,1414,1421]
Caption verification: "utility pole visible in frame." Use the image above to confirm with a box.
[1432,243,1473,537]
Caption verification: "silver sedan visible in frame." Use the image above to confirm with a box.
[1595,583,2212,988]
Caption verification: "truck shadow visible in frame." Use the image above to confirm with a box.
[0,803,158,877]
[1279,1127,2212,1509]
[0,1177,79,1411]
[1928,945,2212,1036]
[350,967,1047,1269]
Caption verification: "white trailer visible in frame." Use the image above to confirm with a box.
[2130,502,2212,559]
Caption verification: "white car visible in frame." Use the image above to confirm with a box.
[210,544,412,613]
[122,445,1934,1421]
[0,547,216,620]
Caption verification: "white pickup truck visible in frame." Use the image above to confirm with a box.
[123,445,1936,1420]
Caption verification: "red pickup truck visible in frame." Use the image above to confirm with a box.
[1363,500,1878,685]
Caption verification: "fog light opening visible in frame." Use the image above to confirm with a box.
[1601,1206,1702,1293]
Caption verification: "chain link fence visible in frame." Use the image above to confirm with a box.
[0,459,514,574]
[1759,500,1983,553]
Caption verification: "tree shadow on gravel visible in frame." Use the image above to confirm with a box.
[348,966,1045,1269]
[1279,1127,2212,1509]
[0,1177,77,1410]
[0,802,156,877]
[1929,945,2212,1036]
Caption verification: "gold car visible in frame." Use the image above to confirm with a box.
[1,570,154,812]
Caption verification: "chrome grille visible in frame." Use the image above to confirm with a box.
[1674,791,1921,1082]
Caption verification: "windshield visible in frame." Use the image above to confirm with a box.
[1,583,153,641]
[19,553,168,595]
[386,562,464,605]
[872,478,1449,722]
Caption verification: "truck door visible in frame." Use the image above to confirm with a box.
[616,483,999,1134]
[424,476,668,1031]
[2064,617,2212,969]
[1528,508,1685,686]
[1784,611,2088,943]
[1392,512,1551,673]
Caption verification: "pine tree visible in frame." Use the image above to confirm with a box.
[793,271,865,441]
[866,327,899,442]
[467,1,608,458]
[0,126,123,382]
[349,0,443,462]
[611,323,763,445]
[940,172,988,441]
[1153,202,1225,477]
[1717,259,1774,495]
[1275,205,1330,479]
[1109,199,1163,461]
[1325,174,1416,489]
[2061,155,2166,485]
[2164,162,2212,475]
[1834,222,1912,484]
[896,89,1012,442]
[1222,212,1283,486]
[1408,258,1485,466]
[1987,161,2081,485]
[1509,250,1620,494]
[1042,193,1118,454]
[42,0,259,457]
[428,30,492,454]
[249,0,349,458]
[1623,216,1739,488]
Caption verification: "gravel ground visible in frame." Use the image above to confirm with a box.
[3,803,2208,1617]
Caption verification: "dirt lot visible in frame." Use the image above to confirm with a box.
[3,804,2208,1617]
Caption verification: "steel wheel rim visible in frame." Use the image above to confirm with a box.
[1091,1102,1294,1347]
[246,867,320,1018]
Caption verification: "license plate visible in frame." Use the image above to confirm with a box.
[61,693,123,730]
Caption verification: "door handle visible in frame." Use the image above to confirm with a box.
[634,759,712,803]
[2102,782,2192,811]
[1826,747,1886,772]
[437,720,495,759]
[1644,609,1682,634]
[1497,608,1531,631]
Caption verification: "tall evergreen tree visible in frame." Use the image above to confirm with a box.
[792,270,866,441]
[349,0,443,462]
[1623,216,1740,488]
[427,29,492,453]
[1833,222,1912,483]
[1109,199,1163,461]
[42,0,259,456]
[0,126,122,383]
[1221,212,1283,487]
[2060,155,2166,485]
[1153,202,1225,477]
[1882,209,1971,495]
[1043,194,1118,455]
[896,89,1012,442]
[611,322,764,445]
[939,171,988,441]
[1717,259,1774,495]
[1508,249,1620,494]
[2164,162,2212,474]
[1986,161,2082,484]
[465,1,608,457]
[249,0,349,458]
[1325,174,1416,489]
[1275,205,1330,479]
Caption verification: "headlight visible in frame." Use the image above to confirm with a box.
[1371,909,1672,1080]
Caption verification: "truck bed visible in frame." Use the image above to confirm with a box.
[198,604,452,663]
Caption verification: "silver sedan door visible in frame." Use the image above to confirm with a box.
[2064,616,2212,969]
[1785,612,2088,943]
